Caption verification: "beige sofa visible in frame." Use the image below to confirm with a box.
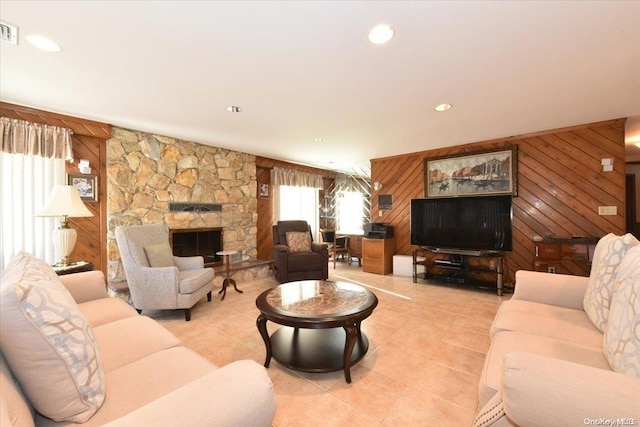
[0,253,276,427]
[474,233,640,426]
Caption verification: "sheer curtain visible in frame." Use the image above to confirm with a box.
[0,117,72,274]
[271,168,323,241]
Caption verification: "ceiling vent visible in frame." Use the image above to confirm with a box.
[0,21,18,45]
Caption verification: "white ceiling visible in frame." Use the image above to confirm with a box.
[2,1,640,170]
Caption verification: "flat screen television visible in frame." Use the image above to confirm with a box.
[410,195,512,253]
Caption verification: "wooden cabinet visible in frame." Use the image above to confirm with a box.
[362,238,394,275]
[533,237,598,273]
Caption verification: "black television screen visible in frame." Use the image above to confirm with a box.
[410,195,512,252]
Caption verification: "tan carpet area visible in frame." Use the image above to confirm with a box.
[152,263,510,426]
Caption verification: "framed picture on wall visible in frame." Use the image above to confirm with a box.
[424,146,518,198]
[68,174,98,202]
[259,182,270,198]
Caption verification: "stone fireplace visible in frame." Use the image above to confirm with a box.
[106,126,258,284]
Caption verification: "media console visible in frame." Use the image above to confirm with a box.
[412,247,505,296]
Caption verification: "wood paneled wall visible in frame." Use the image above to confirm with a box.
[0,102,110,275]
[255,156,336,260]
[371,119,626,283]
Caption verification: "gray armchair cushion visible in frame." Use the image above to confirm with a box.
[144,243,175,267]
[178,269,215,294]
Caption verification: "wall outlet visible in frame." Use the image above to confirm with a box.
[598,206,617,215]
[547,266,556,274]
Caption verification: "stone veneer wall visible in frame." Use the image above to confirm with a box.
[106,127,258,283]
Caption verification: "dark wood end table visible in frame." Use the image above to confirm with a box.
[53,261,94,276]
[256,280,378,383]
[216,250,243,300]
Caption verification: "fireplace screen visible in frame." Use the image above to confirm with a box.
[169,227,223,267]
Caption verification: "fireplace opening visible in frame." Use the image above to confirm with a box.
[169,227,223,267]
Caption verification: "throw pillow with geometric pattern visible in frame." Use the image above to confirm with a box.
[602,245,640,377]
[0,252,105,422]
[583,233,639,332]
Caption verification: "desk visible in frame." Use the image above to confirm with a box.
[216,250,243,300]
[533,237,599,273]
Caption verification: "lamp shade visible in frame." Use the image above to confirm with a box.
[37,185,93,218]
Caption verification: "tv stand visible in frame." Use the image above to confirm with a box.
[412,248,505,296]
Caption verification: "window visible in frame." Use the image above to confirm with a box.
[337,191,365,234]
[0,152,65,274]
[275,185,320,239]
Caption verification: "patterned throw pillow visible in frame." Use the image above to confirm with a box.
[286,231,312,253]
[144,242,175,267]
[0,252,105,422]
[583,233,639,332]
[602,245,640,377]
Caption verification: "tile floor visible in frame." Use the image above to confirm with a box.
[154,263,510,426]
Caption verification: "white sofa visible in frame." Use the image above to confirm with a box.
[474,233,640,426]
[0,253,276,426]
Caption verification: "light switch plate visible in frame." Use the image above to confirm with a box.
[598,206,617,215]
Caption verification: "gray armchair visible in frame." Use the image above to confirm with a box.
[272,220,329,283]
[115,224,214,321]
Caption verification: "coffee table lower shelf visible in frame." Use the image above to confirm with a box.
[270,326,369,373]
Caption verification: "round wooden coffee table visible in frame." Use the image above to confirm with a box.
[256,280,378,383]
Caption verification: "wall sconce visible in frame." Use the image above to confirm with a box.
[78,159,91,174]
[601,158,613,172]
[373,181,382,191]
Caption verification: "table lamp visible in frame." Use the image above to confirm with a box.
[37,184,93,266]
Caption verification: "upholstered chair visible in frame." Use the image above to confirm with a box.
[320,229,351,269]
[115,224,214,321]
[272,220,329,283]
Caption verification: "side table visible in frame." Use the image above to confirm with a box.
[53,261,94,276]
[216,250,243,300]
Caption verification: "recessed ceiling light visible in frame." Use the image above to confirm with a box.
[434,103,453,112]
[368,24,394,45]
[26,35,61,52]
[314,137,325,142]
[226,106,242,113]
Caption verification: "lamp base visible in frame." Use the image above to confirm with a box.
[52,227,78,267]
[52,258,77,268]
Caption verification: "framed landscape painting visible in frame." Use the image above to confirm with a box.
[424,146,518,198]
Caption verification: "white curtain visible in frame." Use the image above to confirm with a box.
[0,117,72,274]
[274,185,320,241]
[0,152,66,273]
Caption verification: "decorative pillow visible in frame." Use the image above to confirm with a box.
[286,231,312,253]
[583,233,639,332]
[0,252,105,422]
[144,242,175,267]
[603,245,640,377]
